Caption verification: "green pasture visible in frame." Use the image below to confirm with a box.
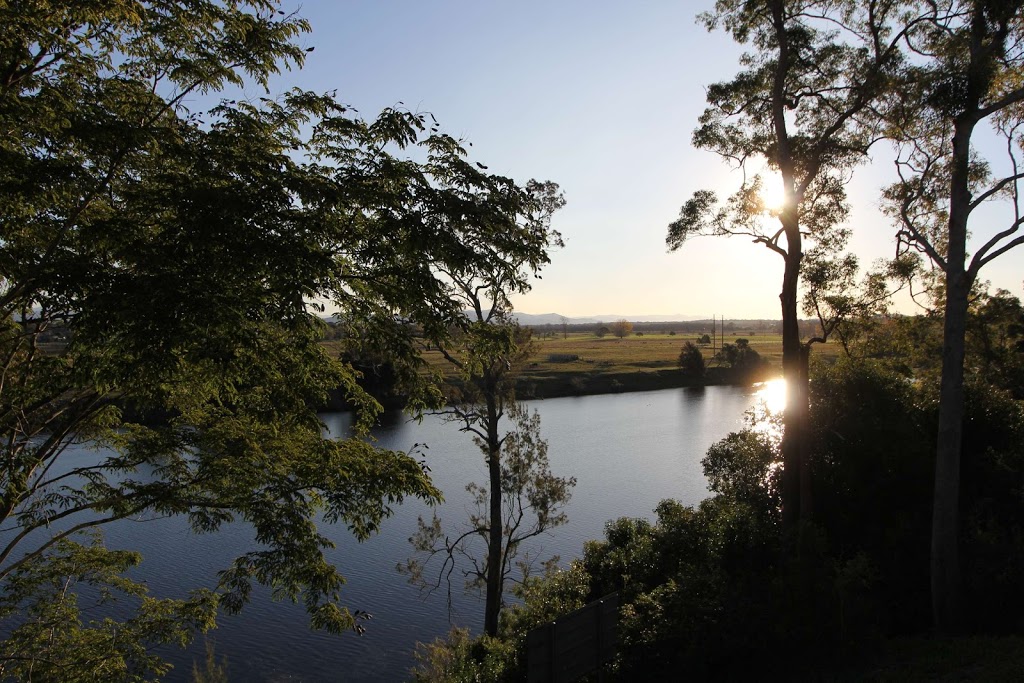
[330,329,842,381]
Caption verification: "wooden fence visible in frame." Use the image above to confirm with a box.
[526,593,618,683]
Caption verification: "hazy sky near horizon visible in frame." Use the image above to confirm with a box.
[264,0,1020,319]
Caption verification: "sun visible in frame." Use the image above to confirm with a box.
[759,174,787,213]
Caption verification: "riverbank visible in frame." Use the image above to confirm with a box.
[511,365,776,400]
[324,365,777,411]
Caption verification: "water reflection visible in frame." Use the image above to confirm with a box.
[751,378,785,440]
[754,378,786,413]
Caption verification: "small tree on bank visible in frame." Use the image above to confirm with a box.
[401,403,575,627]
[396,180,566,637]
[611,319,634,339]
[715,339,770,382]
[678,341,706,378]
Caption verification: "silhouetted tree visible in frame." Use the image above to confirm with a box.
[669,0,924,537]
[678,341,706,378]
[402,404,575,632]
[881,0,1024,632]
[400,183,566,637]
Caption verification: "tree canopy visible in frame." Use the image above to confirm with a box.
[0,1,563,676]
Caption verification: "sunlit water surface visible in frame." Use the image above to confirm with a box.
[10,384,778,682]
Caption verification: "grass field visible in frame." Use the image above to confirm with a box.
[406,330,842,380]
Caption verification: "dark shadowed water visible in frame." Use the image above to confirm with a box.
[13,385,773,682]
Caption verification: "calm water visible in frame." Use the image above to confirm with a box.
[17,385,770,682]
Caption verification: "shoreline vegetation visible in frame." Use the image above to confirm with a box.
[323,329,806,410]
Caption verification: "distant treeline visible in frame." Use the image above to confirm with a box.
[524,319,821,337]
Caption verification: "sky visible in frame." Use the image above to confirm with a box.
[255,0,1021,320]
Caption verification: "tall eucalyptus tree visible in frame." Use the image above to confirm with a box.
[669,0,921,535]
[881,0,1024,632]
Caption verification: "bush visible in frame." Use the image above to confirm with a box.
[677,341,705,378]
[410,628,515,683]
[409,563,592,683]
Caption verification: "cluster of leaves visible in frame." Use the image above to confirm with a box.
[409,562,592,683]
[0,534,218,682]
[850,289,1024,398]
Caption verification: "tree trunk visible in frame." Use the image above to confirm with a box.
[770,0,808,540]
[931,115,975,634]
[932,272,968,633]
[797,344,813,524]
[780,243,805,537]
[484,389,503,637]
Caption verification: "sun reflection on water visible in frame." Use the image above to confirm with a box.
[751,378,786,440]
[754,378,786,413]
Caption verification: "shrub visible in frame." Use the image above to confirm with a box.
[677,341,705,378]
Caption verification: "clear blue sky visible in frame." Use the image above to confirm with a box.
[264,0,1020,319]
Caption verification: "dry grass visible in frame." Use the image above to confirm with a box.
[340,331,842,380]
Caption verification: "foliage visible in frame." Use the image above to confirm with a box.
[703,429,780,513]
[610,319,633,339]
[397,174,563,637]
[0,0,563,674]
[967,289,1024,398]
[0,534,218,683]
[677,341,705,378]
[410,627,515,683]
[801,250,913,354]
[408,562,591,683]
[191,640,229,683]
[714,338,770,381]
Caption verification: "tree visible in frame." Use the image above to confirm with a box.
[401,403,575,633]
[881,0,1024,631]
[678,341,706,378]
[393,179,565,637]
[610,319,633,339]
[0,1,562,675]
[715,339,769,381]
[668,0,922,537]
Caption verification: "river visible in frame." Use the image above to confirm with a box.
[23,384,777,682]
